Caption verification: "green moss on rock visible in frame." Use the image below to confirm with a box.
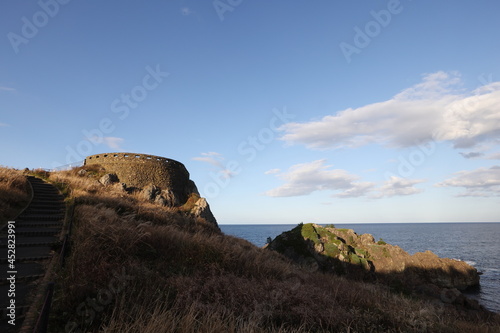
[349,253,362,265]
[300,223,320,244]
[355,248,369,258]
[324,243,340,257]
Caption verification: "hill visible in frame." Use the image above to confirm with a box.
[1,165,499,332]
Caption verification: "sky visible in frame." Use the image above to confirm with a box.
[1,1,499,224]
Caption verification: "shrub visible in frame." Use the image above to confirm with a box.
[377,238,387,245]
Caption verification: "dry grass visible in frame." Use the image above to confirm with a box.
[0,166,30,223]
[34,166,500,332]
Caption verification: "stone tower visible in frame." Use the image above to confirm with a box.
[84,152,217,227]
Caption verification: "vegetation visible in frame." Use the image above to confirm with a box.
[377,238,387,245]
[0,166,30,223]
[180,192,201,212]
[1,166,499,332]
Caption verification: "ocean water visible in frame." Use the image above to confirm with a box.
[220,222,500,313]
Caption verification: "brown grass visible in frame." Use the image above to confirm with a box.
[0,167,30,223]
[28,166,499,332]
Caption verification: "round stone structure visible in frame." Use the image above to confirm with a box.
[84,153,191,196]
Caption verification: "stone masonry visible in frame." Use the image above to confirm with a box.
[84,153,193,204]
[84,152,218,228]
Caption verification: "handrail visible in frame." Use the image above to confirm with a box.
[32,282,55,333]
[59,201,75,268]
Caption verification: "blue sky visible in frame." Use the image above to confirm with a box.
[1,1,499,224]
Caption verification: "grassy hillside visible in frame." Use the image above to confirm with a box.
[11,167,500,332]
[0,167,30,223]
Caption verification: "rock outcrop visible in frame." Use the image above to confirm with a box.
[267,223,481,308]
[141,184,161,201]
[190,197,217,227]
[99,173,119,186]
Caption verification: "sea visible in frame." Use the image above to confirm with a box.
[220,222,500,313]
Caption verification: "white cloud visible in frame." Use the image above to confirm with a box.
[436,166,500,197]
[486,153,500,160]
[372,176,425,198]
[0,86,16,92]
[192,152,236,179]
[264,168,281,175]
[192,152,224,168]
[334,182,375,198]
[280,71,500,150]
[88,136,124,150]
[104,137,124,150]
[264,160,374,198]
[459,151,484,159]
[265,160,428,199]
[180,7,193,16]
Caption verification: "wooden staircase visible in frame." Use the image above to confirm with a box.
[0,176,64,332]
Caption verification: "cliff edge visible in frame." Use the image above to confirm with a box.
[267,223,482,310]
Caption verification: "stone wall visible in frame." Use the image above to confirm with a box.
[85,152,218,228]
[84,153,192,199]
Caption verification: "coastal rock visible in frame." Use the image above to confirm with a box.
[360,233,375,246]
[407,251,479,290]
[267,223,480,307]
[190,197,218,228]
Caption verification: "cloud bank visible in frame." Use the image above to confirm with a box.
[265,160,424,199]
[280,71,500,150]
[373,177,425,198]
[436,165,500,197]
[264,160,370,197]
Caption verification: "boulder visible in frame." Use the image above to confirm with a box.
[141,184,161,201]
[191,197,218,228]
[360,233,375,246]
[155,195,168,206]
[440,288,463,305]
[161,189,180,207]
[407,251,479,290]
[99,173,119,185]
[113,182,128,192]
